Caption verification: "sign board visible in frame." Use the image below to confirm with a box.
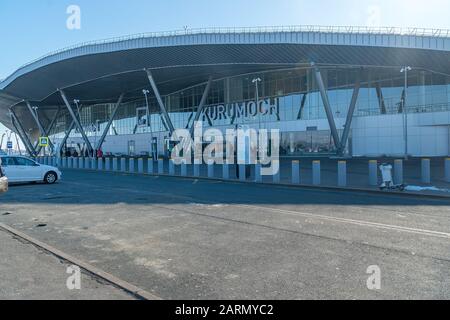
[6,141,13,149]
[38,137,49,147]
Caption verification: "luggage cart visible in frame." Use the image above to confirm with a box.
[379,163,405,191]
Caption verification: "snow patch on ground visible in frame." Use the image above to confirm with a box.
[405,185,450,193]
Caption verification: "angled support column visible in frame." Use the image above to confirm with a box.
[297,93,308,120]
[339,72,361,155]
[26,101,55,154]
[35,107,61,154]
[59,89,94,154]
[376,84,387,114]
[145,69,175,135]
[204,111,213,127]
[311,63,341,151]
[45,107,62,136]
[59,126,73,155]
[189,77,213,137]
[185,112,194,129]
[96,94,124,151]
[26,102,48,140]
[58,106,85,156]
[11,115,35,156]
[9,107,36,156]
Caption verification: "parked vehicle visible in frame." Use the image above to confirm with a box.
[0,158,8,193]
[0,156,62,184]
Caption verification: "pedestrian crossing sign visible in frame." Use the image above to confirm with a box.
[38,137,49,147]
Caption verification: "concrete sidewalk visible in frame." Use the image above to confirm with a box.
[0,228,133,300]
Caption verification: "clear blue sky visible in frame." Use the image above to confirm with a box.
[1,0,449,136]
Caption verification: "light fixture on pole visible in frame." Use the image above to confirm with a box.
[400,66,412,160]
[252,77,262,131]
[32,106,44,156]
[143,89,155,157]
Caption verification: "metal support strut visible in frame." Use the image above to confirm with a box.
[311,63,341,151]
[59,89,94,155]
[9,106,36,156]
[145,69,175,135]
[96,94,124,151]
[339,70,361,155]
[26,101,54,152]
[189,77,213,137]
[58,105,85,156]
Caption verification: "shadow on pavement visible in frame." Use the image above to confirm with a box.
[1,169,449,207]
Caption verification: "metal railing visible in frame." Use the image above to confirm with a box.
[2,25,449,83]
[357,102,450,117]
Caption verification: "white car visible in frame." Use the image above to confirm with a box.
[0,156,62,184]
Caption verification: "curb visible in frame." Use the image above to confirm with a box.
[0,222,162,301]
[62,168,450,201]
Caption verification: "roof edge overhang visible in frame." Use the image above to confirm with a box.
[2,25,450,89]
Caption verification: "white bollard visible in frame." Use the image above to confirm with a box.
[129,158,135,173]
[421,158,431,184]
[369,160,378,186]
[194,163,200,177]
[148,158,154,174]
[158,159,164,174]
[207,163,214,178]
[105,158,111,171]
[138,158,144,174]
[169,159,175,175]
[181,161,187,176]
[98,158,104,171]
[222,164,229,180]
[446,158,450,183]
[113,158,118,171]
[255,164,262,183]
[338,161,347,187]
[239,165,247,182]
[292,161,300,184]
[394,159,403,185]
[313,161,321,186]
[272,160,280,183]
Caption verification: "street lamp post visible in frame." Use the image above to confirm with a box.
[143,89,156,158]
[400,66,412,160]
[72,99,85,156]
[252,78,262,131]
[6,130,12,155]
[32,106,43,156]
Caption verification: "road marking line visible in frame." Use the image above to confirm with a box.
[0,222,162,301]
[66,180,450,239]
[236,205,450,239]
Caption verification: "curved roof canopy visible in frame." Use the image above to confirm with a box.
[1,25,450,130]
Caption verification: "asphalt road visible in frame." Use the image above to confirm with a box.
[0,170,449,300]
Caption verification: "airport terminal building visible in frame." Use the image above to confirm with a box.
[1,26,450,158]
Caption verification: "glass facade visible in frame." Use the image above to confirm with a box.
[50,66,450,155]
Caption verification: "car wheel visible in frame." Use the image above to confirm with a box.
[44,172,58,184]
